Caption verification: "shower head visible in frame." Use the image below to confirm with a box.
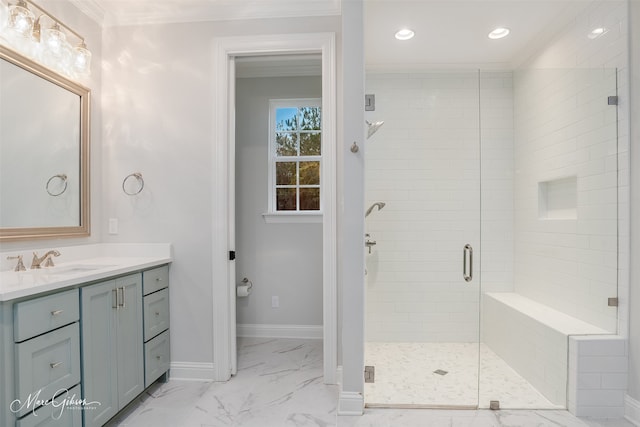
[365,202,386,217]
[366,120,384,139]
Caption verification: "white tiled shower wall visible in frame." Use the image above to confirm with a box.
[513,67,619,332]
[365,72,514,342]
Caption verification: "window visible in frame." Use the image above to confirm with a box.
[268,99,321,216]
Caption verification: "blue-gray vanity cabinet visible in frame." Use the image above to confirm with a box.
[142,265,170,387]
[15,385,83,427]
[81,274,144,427]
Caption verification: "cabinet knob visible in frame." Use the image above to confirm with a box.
[156,355,161,360]
[156,277,162,282]
[50,361,63,369]
[155,312,160,316]
[51,310,64,316]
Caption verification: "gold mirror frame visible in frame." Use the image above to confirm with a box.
[0,45,90,241]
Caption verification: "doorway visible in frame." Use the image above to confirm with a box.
[212,34,338,384]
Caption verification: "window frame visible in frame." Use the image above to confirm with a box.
[265,98,322,222]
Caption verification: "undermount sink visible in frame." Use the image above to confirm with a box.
[49,264,117,274]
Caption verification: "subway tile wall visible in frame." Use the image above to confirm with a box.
[513,0,629,334]
[365,72,514,342]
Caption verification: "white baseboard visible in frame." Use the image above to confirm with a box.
[626,395,640,426]
[338,391,364,415]
[169,362,216,381]
[237,323,322,339]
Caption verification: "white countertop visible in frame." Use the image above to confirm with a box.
[0,243,172,302]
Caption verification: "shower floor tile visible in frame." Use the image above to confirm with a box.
[365,342,563,409]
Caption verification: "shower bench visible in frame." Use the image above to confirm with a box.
[482,292,625,416]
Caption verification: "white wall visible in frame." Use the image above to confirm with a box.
[235,76,323,328]
[101,17,341,378]
[364,71,514,343]
[512,0,628,334]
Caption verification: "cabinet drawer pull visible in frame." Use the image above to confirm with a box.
[156,277,162,282]
[156,355,161,360]
[50,310,64,316]
[120,287,126,308]
[50,361,63,369]
[155,311,160,316]
[113,289,119,309]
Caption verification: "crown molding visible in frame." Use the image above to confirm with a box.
[67,0,107,26]
[72,0,341,28]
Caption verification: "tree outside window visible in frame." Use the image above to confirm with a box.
[270,99,321,212]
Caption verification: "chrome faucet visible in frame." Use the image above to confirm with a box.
[31,250,61,269]
[7,255,26,272]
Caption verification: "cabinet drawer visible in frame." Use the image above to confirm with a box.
[15,384,83,427]
[144,330,170,388]
[144,288,169,342]
[143,265,169,295]
[14,289,79,342]
[15,323,81,418]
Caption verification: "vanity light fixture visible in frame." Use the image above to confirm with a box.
[7,0,34,37]
[488,27,510,40]
[588,27,607,39]
[4,0,92,76]
[395,28,415,41]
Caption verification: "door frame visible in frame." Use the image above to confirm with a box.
[212,33,338,384]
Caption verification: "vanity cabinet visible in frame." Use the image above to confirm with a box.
[13,289,81,423]
[142,265,170,387]
[0,260,171,427]
[81,274,144,427]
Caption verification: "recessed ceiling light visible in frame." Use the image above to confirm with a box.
[395,28,415,41]
[588,27,607,39]
[488,27,510,40]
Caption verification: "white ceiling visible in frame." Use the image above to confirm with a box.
[74,0,593,69]
[364,0,590,70]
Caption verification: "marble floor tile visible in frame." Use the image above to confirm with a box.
[111,338,634,427]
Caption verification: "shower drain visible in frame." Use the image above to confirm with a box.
[433,369,448,376]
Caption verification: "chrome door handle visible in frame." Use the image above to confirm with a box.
[463,244,473,282]
[119,287,126,308]
[113,289,119,309]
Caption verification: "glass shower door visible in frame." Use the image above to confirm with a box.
[364,70,481,408]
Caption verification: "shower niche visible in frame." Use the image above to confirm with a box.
[538,176,577,220]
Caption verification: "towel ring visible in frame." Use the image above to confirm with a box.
[46,174,68,196]
[123,172,144,196]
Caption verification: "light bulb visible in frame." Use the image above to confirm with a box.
[488,27,510,39]
[44,23,66,56]
[8,0,35,37]
[74,42,92,75]
[395,28,415,41]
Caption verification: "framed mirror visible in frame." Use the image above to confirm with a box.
[0,45,90,241]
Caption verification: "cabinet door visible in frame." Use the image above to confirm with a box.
[116,274,144,409]
[81,280,118,427]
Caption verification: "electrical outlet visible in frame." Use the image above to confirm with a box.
[271,296,279,308]
[108,218,118,235]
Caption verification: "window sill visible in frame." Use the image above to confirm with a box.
[262,212,323,224]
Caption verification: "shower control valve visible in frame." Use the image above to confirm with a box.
[365,235,377,254]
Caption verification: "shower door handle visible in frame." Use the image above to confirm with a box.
[463,244,473,282]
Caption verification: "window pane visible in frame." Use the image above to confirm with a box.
[299,107,321,130]
[276,162,297,185]
[276,133,298,156]
[299,161,320,185]
[300,133,321,156]
[277,188,297,211]
[300,188,320,211]
[276,107,298,131]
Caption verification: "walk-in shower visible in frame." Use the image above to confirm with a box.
[364,66,620,409]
